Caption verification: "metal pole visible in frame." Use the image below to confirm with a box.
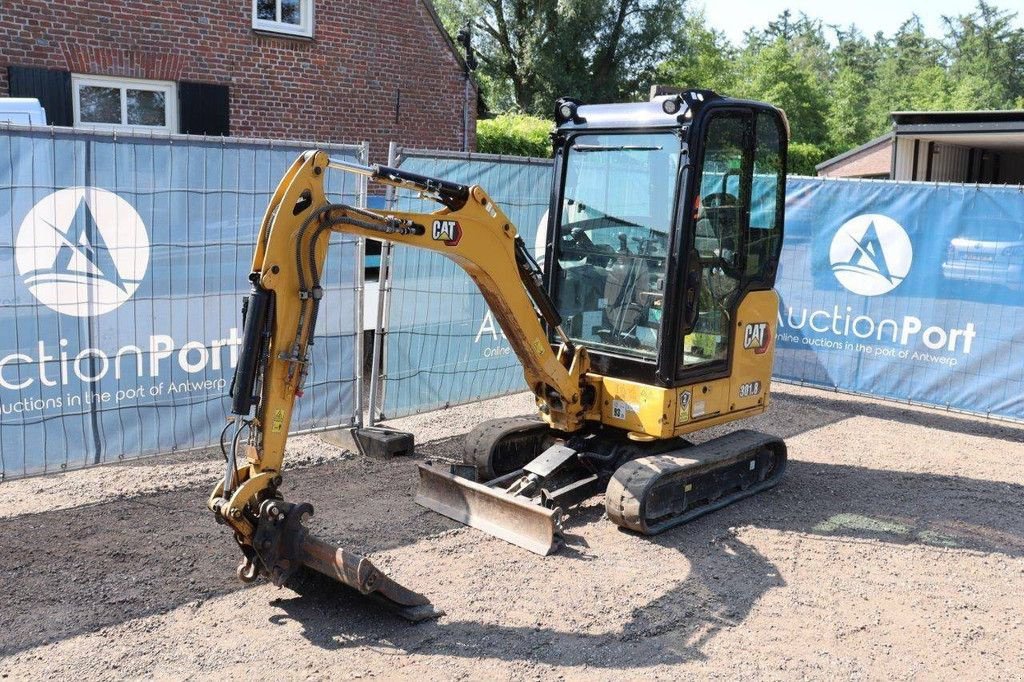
[367,141,398,425]
[353,141,370,428]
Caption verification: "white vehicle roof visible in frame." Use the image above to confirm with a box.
[0,98,47,125]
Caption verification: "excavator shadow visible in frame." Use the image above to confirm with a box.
[266,381,1024,665]
[269,526,782,665]
[2,391,1021,666]
[265,454,1024,667]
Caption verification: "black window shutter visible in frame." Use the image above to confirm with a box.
[7,66,73,126]
[178,82,230,136]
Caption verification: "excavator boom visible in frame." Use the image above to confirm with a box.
[208,150,591,614]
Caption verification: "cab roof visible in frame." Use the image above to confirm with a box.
[555,91,789,138]
[558,98,690,131]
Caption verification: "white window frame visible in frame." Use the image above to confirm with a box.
[251,0,313,38]
[71,74,178,133]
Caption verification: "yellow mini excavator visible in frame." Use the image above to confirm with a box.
[208,90,789,620]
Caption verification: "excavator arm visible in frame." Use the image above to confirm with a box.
[207,150,590,617]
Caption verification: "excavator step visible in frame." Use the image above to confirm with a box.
[415,462,565,556]
[605,429,787,535]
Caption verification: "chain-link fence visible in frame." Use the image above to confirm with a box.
[368,148,552,421]
[0,125,367,479]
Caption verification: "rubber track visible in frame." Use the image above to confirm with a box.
[463,417,551,481]
[606,429,787,535]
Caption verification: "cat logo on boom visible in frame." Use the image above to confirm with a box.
[431,219,462,246]
[743,322,770,354]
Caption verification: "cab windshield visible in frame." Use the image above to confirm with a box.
[553,131,681,360]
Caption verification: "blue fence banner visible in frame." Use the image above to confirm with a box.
[380,150,552,418]
[378,153,1023,423]
[0,126,365,479]
[775,177,1023,420]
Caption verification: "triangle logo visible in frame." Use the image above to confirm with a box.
[16,187,150,317]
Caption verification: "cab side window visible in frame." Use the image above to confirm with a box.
[746,112,784,283]
[680,112,752,370]
[693,116,747,265]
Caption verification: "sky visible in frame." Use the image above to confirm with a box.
[699,0,1021,45]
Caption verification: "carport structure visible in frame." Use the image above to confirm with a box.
[892,110,1024,183]
[817,110,1024,184]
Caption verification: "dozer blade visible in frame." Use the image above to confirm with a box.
[415,463,564,556]
[250,500,441,622]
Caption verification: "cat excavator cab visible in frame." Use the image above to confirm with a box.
[208,89,789,619]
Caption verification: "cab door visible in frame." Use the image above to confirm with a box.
[674,106,786,383]
[677,109,754,377]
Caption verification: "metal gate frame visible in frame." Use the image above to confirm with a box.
[365,146,552,424]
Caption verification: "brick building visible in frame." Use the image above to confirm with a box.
[0,0,476,160]
[815,133,893,179]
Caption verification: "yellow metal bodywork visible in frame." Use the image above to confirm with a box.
[582,289,779,439]
[209,151,591,534]
[209,150,779,541]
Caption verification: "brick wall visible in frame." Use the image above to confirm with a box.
[818,139,893,179]
[0,0,476,161]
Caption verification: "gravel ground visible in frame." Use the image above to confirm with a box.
[1,383,1022,680]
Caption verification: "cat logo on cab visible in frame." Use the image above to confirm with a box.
[743,322,771,354]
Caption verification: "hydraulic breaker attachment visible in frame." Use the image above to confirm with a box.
[239,499,440,622]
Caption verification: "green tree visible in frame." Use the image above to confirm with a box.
[906,66,960,110]
[442,0,1024,171]
[826,66,872,150]
[736,39,829,147]
[832,25,883,87]
[434,0,685,114]
[863,16,945,134]
[654,11,738,94]
[788,142,829,176]
[943,1,1024,108]
[758,11,832,84]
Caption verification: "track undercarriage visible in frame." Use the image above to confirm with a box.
[417,418,787,555]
